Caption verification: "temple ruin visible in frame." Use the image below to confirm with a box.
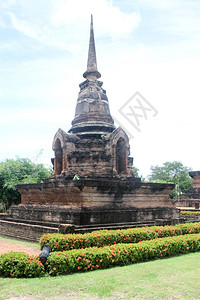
[176,171,200,210]
[0,16,181,241]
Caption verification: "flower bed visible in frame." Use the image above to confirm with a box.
[181,211,200,216]
[1,233,200,278]
[40,222,200,252]
[47,233,200,276]
[0,252,45,278]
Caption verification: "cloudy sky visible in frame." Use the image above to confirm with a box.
[0,0,200,177]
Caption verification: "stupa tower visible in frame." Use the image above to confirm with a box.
[52,15,133,178]
[70,15,115,136]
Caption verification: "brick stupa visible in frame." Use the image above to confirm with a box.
[0,16,181,241]
[52,15,132,178]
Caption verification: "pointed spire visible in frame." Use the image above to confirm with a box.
[83,15,101,79]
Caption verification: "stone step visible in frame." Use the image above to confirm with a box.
[2,217,60,228]
[0,219,58,242]
[74,221,156,233]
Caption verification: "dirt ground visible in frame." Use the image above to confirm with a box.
[0,240,41,256]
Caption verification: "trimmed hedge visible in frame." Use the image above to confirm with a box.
[40,222,200,252]
[1,233,200,278]
[181,211,200,216]
[0,252,45,278]
[47,233,200,276]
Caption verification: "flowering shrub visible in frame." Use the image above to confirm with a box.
[0,252,45,278]
[40,222,200,252]
[181,211,200,216]
[47,233,200,276]
[1,232,200,278]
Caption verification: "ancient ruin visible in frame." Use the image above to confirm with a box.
[51,15,132,179]
[0,16,181,241]
[176,171,200,209]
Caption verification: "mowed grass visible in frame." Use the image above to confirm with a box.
[0,251,200,299]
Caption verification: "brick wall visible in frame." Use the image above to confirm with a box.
[0,219,58,242]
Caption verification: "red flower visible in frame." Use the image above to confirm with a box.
[53,267,56,271]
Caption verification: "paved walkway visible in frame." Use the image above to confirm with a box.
[0,240,41,256]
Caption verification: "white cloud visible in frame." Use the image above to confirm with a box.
[52,0,140,37]
[138,0,200,40]
[1,0,200,177]
[9,12,39,39]
[4,0,140,51]
[138,0,178,9]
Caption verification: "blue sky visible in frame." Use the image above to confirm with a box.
[0,0,200,177]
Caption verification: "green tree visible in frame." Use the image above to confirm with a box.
[132,165,146,182]
[0,158,51,212]
[148,161,193,199]
[132,165,140,177]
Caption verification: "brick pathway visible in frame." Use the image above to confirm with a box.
[0,240,41,256]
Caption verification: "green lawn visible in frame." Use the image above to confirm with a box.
[0,251,200,299]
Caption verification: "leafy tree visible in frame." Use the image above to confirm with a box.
[148,161,193,199]
[0,158,51,212]
[132,165,146,182]
[132,165,140,177]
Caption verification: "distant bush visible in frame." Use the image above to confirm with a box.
[47,233,200,276]
[0,252,45,278]
[40,222,200,252]
[181,211,200,216]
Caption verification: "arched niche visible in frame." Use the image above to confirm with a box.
[54,138,63,175]
[107,127,131,175]
[116,137,127,174]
